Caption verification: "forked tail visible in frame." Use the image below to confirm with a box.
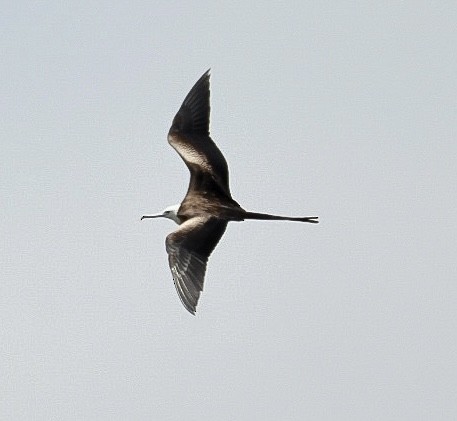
[243,211,319,224]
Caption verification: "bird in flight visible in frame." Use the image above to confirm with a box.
[142,70,318,314]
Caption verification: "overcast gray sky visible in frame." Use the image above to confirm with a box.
[2,1,457,420]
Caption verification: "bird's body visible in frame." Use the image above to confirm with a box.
[142,70,318,314]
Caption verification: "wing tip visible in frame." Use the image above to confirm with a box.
[180,294,198,315]
[187,69,211,97]
[173,276,201,316]
[169,69,212,136]
[200,68,211,81]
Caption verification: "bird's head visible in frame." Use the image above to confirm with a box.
[141,204,181,224]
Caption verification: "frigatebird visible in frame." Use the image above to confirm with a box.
[142,70,318,314]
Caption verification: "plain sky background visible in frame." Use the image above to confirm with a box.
[2,1,457,420]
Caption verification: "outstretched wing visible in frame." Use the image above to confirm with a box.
[167,70,232,198]
[165,216,228,314]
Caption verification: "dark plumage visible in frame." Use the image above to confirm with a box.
[142,70,318,314]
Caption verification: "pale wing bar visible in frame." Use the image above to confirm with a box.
[167,70,231,197]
